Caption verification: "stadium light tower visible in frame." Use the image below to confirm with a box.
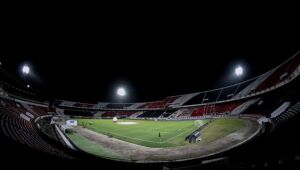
[235,65,244,77]
[22,64,30,75]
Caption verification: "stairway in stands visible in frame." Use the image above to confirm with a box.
[271,100,300,130]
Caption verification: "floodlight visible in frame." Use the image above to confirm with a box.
[117,87,126,97]
[22,65,30,75]
[235,65,243,76]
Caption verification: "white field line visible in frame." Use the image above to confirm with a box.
[161,126,195,143]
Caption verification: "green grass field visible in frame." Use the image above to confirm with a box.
[68,132,122,159]
[76,119,203,147]
[200,118,246,144]
[67,118,247,160]
[72,118,245,147]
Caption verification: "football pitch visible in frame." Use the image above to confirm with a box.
[69,118,245,148]
[75,119,202,148]
[66,118,250,161]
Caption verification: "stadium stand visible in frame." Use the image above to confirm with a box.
[105,103,133,109]
[233,71,274,99]
[254,53,300,92]
[137,110,165,118]
[171,93,199,107]
[271,101,300,130]
[137,96,180,109]
[184,101,244,118]
[128,111,145,118]
[0,51,300,170]
[0,98,72,158]
[93,111,105,117]
[52,51,300,115]
[176,109,194,119]
[101,111,136,118]
[230,99,260,115]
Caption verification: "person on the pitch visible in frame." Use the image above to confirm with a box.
[158,132,161,138]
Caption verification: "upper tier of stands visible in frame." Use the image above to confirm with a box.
[49,51,300,110]
[1,51,300,112]
[137,96,180,109]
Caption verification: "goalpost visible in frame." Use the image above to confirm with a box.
[194,120,204,128]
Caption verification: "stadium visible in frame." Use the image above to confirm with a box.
[1,49,300,170]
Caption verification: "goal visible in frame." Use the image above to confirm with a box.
[194,120,204,128]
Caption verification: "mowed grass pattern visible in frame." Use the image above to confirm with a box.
[77,119,201,148]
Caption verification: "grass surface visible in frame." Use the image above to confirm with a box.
[68,118,247,160]
[67,132,121,159]
[200,118,245,144]
[76,119,202,147]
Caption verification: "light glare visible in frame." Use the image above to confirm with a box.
[117,87,126,97]
[235,65,243,76]
[22,65,30,75]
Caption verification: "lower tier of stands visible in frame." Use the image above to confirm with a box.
[137,110,164,118]
[0,98,72,159]
[101,111,136,118]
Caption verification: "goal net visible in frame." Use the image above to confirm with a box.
[194,120,205,128]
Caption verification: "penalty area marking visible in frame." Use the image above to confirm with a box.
[161,126,196,143]
[116,122,137,125]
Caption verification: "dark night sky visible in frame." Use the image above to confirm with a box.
[1,14,299,103]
